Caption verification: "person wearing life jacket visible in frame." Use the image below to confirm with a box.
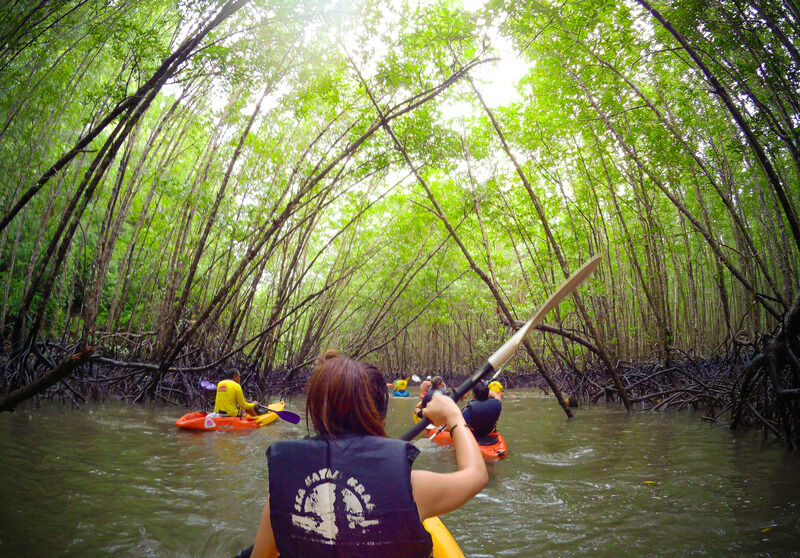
[419,376,432,399]
[392,378,410,397]
[214,370,259,417]
[488,380,504,401]
[249,350,487,558]
[462,382,502,438]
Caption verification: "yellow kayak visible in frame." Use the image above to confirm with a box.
[254,401,285,426]
[425,516,465,558]
[250,512,462,557]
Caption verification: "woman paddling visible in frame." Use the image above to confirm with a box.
[248,349,487,558]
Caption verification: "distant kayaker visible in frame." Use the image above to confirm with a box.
[488,380,504,401]
[392,378,409,397]
[421,375,446,406]
[394,378,406,390]
[249,350,487,558]
[214,370,259,417]
[415,375,447,418]
[462,382,502,437]
[419,375,432,399]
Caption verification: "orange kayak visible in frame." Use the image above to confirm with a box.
[176,402,285,431]
[428,427,508,462]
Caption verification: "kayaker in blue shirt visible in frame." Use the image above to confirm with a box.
[249,350,487,558]
[462,382,502,437]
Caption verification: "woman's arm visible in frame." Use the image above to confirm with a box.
[411,393,488,520]
[251,498,279,558]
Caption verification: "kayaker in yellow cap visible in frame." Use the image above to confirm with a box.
[214,370,259,417]
[488,380,504,401]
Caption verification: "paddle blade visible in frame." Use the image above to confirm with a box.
[411,374,421,383]
[488,253,602,369]
[200,380,216,391]
[273,409,301,424]
[255,405,301,425]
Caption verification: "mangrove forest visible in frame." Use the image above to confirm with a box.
[1,0,799,447]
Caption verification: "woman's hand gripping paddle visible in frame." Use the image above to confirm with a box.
[401,253,602,441]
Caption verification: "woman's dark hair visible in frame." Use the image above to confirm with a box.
[305,349,389,438]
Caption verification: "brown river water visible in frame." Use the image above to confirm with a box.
[1,389,799,557]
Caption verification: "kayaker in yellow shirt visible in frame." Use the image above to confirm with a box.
[214,370,259,417]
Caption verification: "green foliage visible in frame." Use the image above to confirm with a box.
[0,0,795,378]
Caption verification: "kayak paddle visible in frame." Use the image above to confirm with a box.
[255,404,301,425]
[200,379,217,390]
[401,253,602,441]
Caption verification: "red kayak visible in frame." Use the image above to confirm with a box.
[176,402,285,431]
[427,427,508,462]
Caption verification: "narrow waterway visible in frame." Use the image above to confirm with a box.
[1,390,798,557]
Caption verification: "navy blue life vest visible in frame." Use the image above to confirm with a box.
[267,435,433,558]
[464,398,502,436]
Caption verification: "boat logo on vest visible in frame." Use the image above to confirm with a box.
[291,467,378,544]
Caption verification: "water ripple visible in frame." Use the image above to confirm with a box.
[0,395,799,557]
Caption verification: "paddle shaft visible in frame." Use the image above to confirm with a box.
[400,254,601,441]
